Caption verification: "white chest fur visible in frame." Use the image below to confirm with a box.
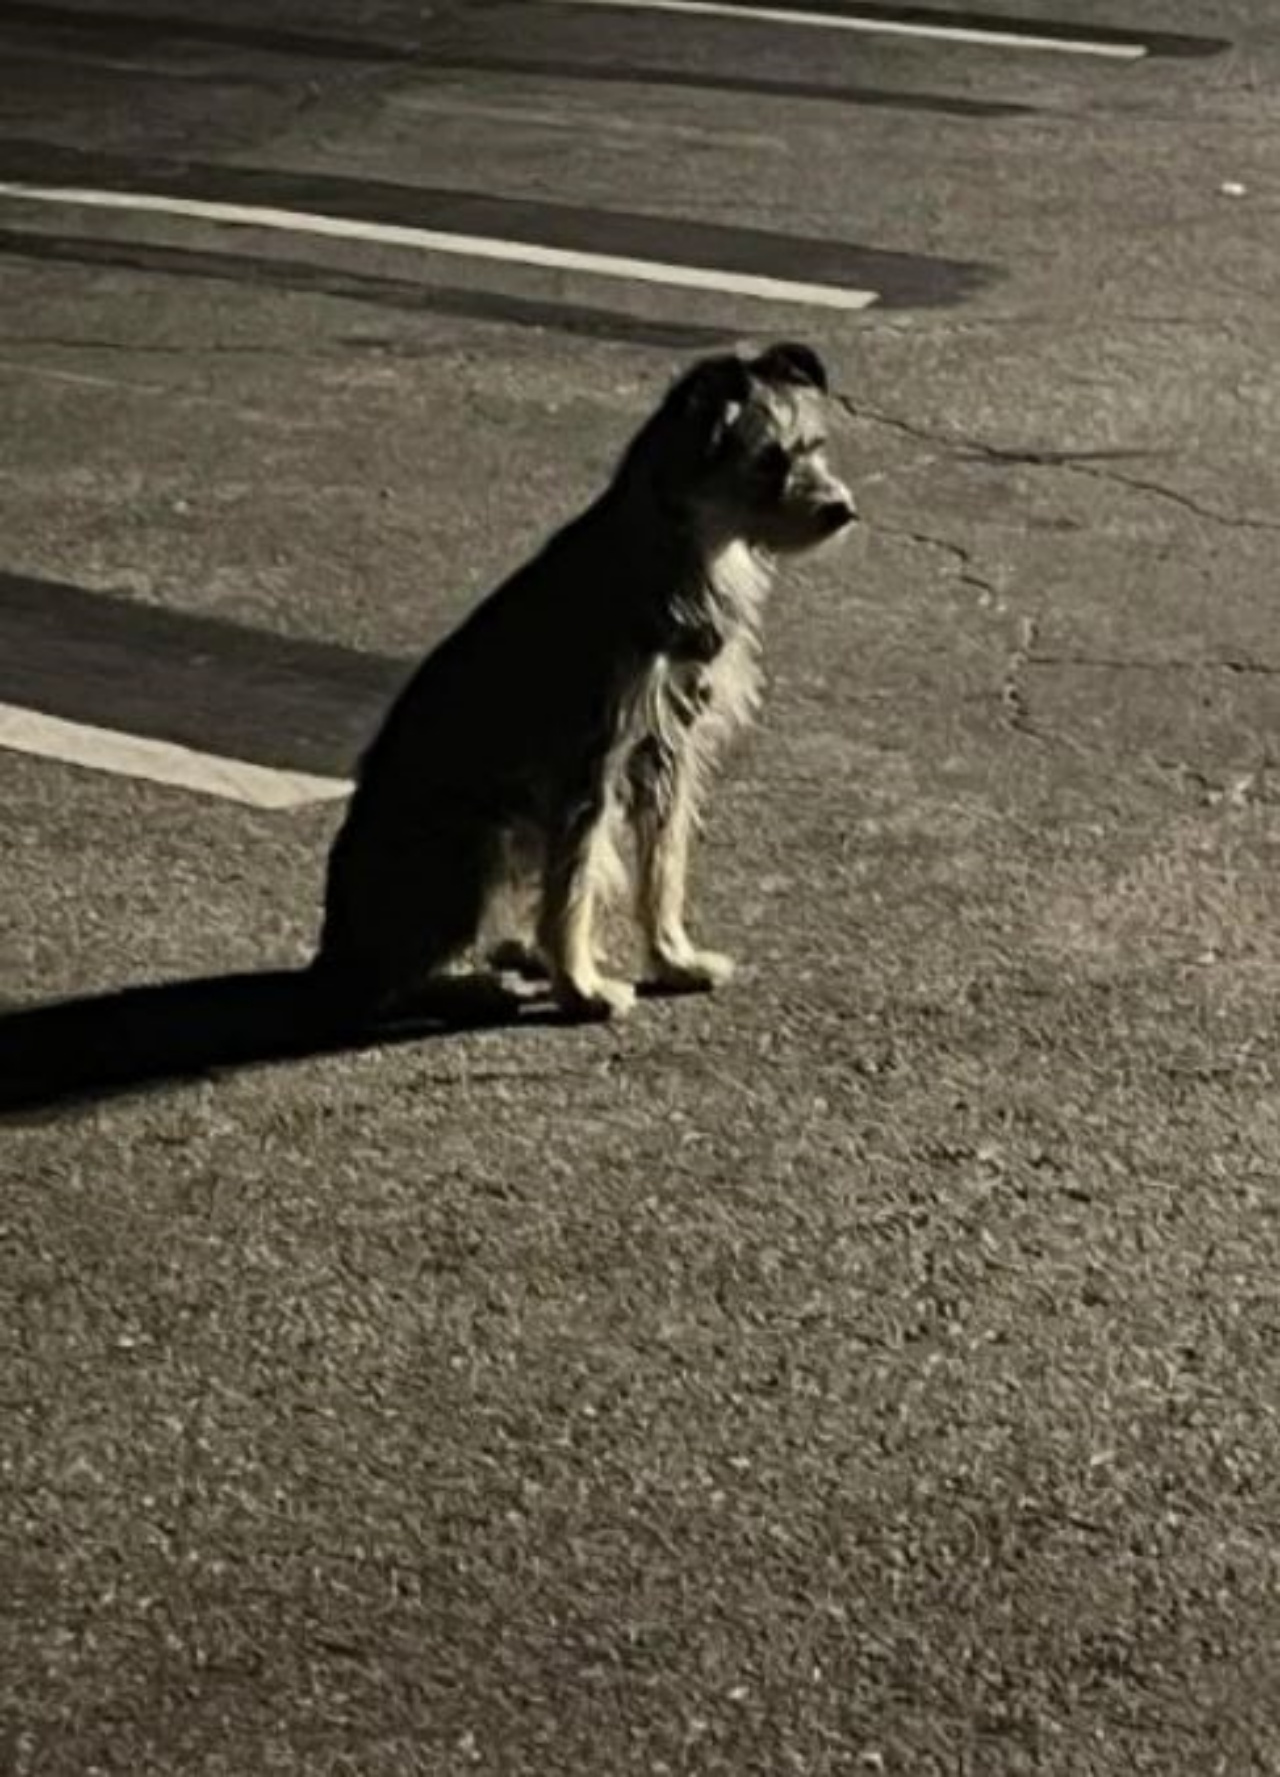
[614,539,774,793]
[698,537,772,738]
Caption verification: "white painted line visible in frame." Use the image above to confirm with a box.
[0,705,352,809]
[0,181,881,311]
[557,0,1149,59]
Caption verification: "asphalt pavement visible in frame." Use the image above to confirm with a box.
[2,3,1280,1773]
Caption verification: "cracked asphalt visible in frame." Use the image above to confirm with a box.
[2,3,1280,1773]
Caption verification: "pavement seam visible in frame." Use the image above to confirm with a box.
[854,515,1069,749]
[1062,463,1280,537]
[840,392,1280,757]
[858,514,999,606]
[1027,652,1280,678]
[837,393,1280,536]
[1001,614,1042,740]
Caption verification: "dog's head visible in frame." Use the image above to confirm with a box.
[628,342,856,555]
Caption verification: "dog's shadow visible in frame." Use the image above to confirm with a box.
[0,966,563,1119]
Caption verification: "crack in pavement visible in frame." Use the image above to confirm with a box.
[1001,614,1042,740]
[837,392,1163,468]
[849,315,1250,339]
[845,403,1280,782]
[1067,464,1280,536]
[837,394,1280,536]
[1029,652,1280,677]
[861,509,1056,745]
[860,515,999,605]
[1153,753,1278,808]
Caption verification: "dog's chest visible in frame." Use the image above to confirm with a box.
[631,617,764,770]
[617,541,771,766]
[671,540,770,736]
[666,629,761,733]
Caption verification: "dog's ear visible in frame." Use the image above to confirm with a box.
[669,353,754,453]
[750,341,829,394]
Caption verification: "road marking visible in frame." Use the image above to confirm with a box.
[0,569,404,806]
[0,146,991,307]
[0,0,1228,60]
[556,0,1149,58]
[0,180,881,311]
[0,705,351,808]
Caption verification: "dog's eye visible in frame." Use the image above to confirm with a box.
[754,442,791,483]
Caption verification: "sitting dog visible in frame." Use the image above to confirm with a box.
[312,341,855,1023]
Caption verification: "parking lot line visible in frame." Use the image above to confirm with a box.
[0,181,883,311]
[0,705,352,808]
[0,569,405,805]
[555,0,1149,58]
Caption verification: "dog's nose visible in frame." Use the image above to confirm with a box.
[818,498,857,534]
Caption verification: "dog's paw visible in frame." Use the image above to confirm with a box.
[384,971,527,1028]
[487,939,551,983]
[648,949,735,994]
[556,975,638,1022]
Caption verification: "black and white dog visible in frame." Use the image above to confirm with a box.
[313,342,855,1023]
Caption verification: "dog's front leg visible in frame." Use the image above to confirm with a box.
[539,799,636,1021]
[634,754,734,994]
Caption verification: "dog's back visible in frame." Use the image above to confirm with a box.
[353,487,693,800]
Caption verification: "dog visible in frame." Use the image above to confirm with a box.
[311,341,855,1024]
